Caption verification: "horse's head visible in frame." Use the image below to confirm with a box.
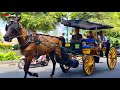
[3,17,21,42]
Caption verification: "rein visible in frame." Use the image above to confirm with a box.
[16,33,79,57]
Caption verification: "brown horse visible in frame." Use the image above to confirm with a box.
[3,17,69,78]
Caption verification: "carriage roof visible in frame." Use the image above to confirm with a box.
[61,19,114,30]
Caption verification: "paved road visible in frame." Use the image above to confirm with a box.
[0,57,120,78]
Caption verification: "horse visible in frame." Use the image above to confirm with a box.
[3,17,69,78]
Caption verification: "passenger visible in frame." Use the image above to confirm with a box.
[97,31,109,57]
[98,31,107,42]
[87,31,94,39]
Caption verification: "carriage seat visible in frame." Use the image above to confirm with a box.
[82,45,92,49]
[82,38,95,43]
[82,38,95,49]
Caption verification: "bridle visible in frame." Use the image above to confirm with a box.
[6,21,32,49]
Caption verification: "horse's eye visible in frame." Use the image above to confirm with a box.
[12,29,17,34]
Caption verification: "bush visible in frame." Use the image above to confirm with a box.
[0,43,12,50]
[0,51,21,61]
[4,51,16,60]
[12,44,19,50]
[0,53,5,61]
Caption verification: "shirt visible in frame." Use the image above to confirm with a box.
[72,34,82,40]
[98,35,107,42]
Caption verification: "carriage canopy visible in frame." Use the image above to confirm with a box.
[61,19,114,30]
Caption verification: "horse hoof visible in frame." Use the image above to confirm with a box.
[33,73,38,77]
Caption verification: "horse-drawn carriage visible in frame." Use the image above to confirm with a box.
[60,19,117,75]
[3,16,117,78]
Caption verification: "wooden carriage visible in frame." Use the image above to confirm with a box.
[61,19,117,75]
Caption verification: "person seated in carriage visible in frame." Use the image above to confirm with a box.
[70,27,83,53]
[97,31,108,48]
[96,31,110,57]
[87,31,94,39]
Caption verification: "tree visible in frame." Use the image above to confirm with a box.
[69,12,120,44]
[0,12,67,32]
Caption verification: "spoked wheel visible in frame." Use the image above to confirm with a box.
[18,59,25,69]
[60,64,70,73]
[83,55,95,76]
[107,47,117,70]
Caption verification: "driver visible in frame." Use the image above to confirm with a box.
[70,27,83,54]
[70,27,82,43]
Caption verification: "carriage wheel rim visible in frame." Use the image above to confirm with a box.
[108,47,117,69]
[63,65,70,69]
[84,56,95,75]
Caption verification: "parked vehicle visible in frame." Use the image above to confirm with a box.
[18,55,50,69]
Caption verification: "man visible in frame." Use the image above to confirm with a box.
[70,27,83,54]
[87,31,94,39]
[70,27,82,43]
[97,31,110,57]
[98,31,107,42]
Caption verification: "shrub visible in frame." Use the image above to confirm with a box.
[4,51,16,60]
[0,51,21,61]
[0,53,5,61]
[0,43,12,50]
[12,44,19,50]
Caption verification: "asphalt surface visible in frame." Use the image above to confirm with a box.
[0,57,120,78]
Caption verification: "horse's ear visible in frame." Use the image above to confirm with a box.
[5,25,8,31]
[17,16,21,22]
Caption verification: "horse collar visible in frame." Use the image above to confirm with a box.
[19,36,31,49]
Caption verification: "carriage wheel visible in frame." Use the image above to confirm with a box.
[107,47,117,70]
[83,55,95,76]
[60,64,70,73]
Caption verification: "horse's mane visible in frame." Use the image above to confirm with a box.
[37,34,59,39]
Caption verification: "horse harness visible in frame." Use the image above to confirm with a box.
[19,33,40,50]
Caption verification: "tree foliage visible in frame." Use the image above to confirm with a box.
[70,12,120,45]
[0,12,120,45]
[0,12,66,32]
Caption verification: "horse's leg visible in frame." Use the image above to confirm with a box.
[49,51,56,78]
[24,57,31,78]
[24,56,38,78]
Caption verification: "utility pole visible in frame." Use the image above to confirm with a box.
[66,12,69,43]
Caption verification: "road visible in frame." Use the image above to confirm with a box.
[0,57,120,78]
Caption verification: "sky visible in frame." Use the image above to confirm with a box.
[0,18,7,36]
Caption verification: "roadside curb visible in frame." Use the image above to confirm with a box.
[0,60,19,64]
